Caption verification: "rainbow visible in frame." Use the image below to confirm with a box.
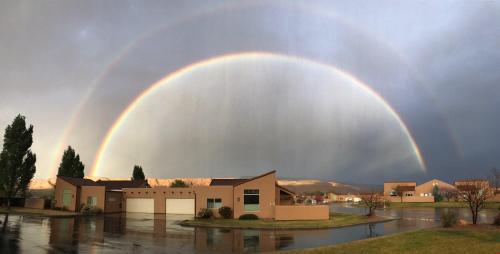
[90,52,427,176]
[48,1,451,177]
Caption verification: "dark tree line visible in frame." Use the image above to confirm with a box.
[0,115,37,208]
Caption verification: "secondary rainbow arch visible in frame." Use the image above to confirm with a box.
[90,52,426,176]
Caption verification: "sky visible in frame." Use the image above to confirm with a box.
[0,0,499,183]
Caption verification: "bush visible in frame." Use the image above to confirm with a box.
[383,200,391,208]
[493,212,500,226]
[218,206,232,219]
[80,204,102,215]
[238,214,259,220]
[441,210,457,228]
[197,208,213,219]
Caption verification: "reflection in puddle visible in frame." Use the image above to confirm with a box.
[1,205,497,253]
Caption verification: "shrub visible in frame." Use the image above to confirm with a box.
[383,200,391,208]
[238,214,259,220]
[493,212,500,226]
[80,204,102,215]
[218,206,232,219]
[441,210,457,228]
[197,208,213,219]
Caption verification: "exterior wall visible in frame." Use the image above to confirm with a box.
[24,198,45,209]
[455,180,490,188]
[383,182,416,196]
[104,191,123,213]
[233,172,277,219]
[274,205,329,220]
[383,196,434,203]
[415,179,456,197]
[80,186,106,211]
[488,194,500,202]
[54,178,78,211]
[194,186,234,217]
[329,194,361,202]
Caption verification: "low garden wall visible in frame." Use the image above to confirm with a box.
[275,205,329,220]
[24,198,46,209]
[383,196,435,203]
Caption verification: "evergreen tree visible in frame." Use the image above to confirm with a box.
[170,179,188,187]
[0,115,37,208]
[432,185,443,202]
[57,146,84,178]
[132,165,145,180]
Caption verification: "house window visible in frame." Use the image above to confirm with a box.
[87,196,97,206]
[207,198,222,209]
[244,189,259,211]
[389,190,397,196]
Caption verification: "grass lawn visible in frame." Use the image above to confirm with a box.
[0,207,79,217]
[180,213,393,229]
[282,225,500,254]
[385,202,500,209]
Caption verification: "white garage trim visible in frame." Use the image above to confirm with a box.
[126,198,154,213]
[166,199,195,214]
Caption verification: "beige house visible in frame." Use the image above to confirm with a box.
[54,170,329,220]
[54,176,149,212]
[328,193,361,203]
[383,179,457,202]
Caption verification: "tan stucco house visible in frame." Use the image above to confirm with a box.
[54,176,149,213]
[54,170,329,220]
[383,179,457,202]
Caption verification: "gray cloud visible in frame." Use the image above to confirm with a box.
[0,0,498,183]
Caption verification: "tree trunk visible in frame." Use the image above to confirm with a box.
[6,198,11,210]
[472,211,478,225]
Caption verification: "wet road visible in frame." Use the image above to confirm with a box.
[0,205,496,253]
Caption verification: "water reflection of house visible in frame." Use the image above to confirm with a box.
[49,217,105,254]
[194,228,294,253]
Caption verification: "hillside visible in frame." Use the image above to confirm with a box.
[28,177,381,195]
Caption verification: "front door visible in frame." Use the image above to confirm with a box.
[62,189,72,207]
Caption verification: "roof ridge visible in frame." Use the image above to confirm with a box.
[233,170,276,187]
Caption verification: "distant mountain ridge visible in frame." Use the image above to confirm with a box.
[29,177,382,194]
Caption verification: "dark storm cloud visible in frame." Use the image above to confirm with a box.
[0,0,498,183]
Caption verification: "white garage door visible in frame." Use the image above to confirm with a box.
[126,198,154,213]
[166,199,195,214]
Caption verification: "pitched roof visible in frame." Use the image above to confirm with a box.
[276,183,296,195]
[96,180,150,190]
[209,170,277,186]
[210,178,249,186]
[234,170,277,186]
[384,181,417,184]
[58,176,100,187]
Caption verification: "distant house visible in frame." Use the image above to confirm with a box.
[54,176,149,213]
[416,179,457,197]
[384,181,417,197]
[454,179,490,191]
[383,179,457,202]
[328,193,361,203]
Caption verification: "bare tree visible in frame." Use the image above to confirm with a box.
[394,185,404,203]
[360,192,383,216]
[443,190,458,202]
[490,168,499,194]
[458,180,492,225]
